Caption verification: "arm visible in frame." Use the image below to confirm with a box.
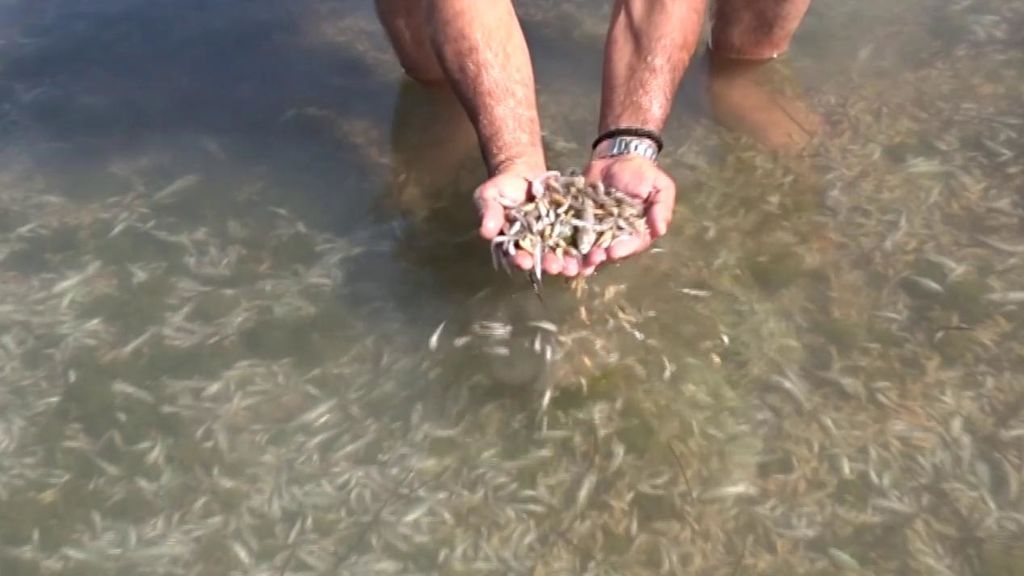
[425,0,545,177]
[598,0,707,133]
[578,0,706,273]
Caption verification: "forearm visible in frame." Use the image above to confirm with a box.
[426,0,545,175]
[599,0,707,133]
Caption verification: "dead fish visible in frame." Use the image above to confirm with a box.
[976,235,1024,253]
[152,174,203,203]
[527,320,558,333]
[983,291,1024,304]
[902,275,945,296]
[675,287,713,297]
[767,373,810,411]
[428,321,446,351]
[51,261,103,294]
[881,209,907,251]
[699,482,760,501]
[575,198,596,255]
[574,471,598,515]
[827,547,861,572]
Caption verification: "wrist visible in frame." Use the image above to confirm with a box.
[488,152,546,178]
[587,155,658,174]
[592,126,664,152]
[591,128,662,164]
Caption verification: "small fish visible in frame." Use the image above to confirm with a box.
[903,275,945,295]
[473,321,511,337]
[529,170,560,198]
[532,241,544,288]
[575,198,596,255]
[527,320,558,333]
[230,540,253,567]
[827,548,861,571]
[428,321,446,351]
[869,497,917,516]
[675,287,712,297]
[976,235,1024,253]
[881,209,907,251]
[984,291,1024,304]
[767,374,810,411]
[51,261,102,294]
[574,471,598,515]
[111,380,156,404]
[294,398,338,427]
[699,482,760,501]
[152,174,202,203]
[923,253,968,280]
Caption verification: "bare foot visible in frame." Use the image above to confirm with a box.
[707,51,824,153]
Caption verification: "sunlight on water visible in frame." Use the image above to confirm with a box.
[1,0,1023,574]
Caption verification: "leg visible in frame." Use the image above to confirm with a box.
[706,0,823,152]
[383,79,493,291]
[375,0,446,84]
[385,80,480,221]
[711,0,812,60]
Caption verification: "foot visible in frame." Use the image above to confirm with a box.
[707,51,824,153]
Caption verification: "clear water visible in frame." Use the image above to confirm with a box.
[1,0,1022,574]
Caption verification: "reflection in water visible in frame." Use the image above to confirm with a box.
[706,50,826,153]
[1,0,1023,575]
[383,80,488,284]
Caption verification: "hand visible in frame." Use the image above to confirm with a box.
[580,155,676,275]
[474,166,584,278]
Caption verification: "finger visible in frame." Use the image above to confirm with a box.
[562,255,580,277]
[584,247,607,269]
[647,181,676,238]
[542,252,563,275]
[477,197,505,240]
[513,249,533,270]
[607,234,650,260]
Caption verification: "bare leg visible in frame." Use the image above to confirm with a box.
[375,0,445,84]
[711,0,812,60]
[707,0,823,152]
[385,80,480,222]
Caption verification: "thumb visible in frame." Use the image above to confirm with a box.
[647,179,676,237]
[475,189,505,240]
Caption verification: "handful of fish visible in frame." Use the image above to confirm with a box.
[490,170,649,283]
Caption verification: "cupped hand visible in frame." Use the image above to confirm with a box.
[580,155,676,275]
[474,168,583,278]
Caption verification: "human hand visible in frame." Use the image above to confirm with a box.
[579,155,676,275]
[475,166,585,278]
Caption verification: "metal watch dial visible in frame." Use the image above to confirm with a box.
[592,136,659,163]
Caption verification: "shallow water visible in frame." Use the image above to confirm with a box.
[1,0,1022,574]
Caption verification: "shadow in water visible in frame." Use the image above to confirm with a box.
[0,0,396,232]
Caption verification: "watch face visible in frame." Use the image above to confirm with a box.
[593,136,659,163]
[610,137,656,160]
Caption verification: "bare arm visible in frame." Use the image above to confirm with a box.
[425,0,545,176]
[577,0,707,273]
[598,0,707,134]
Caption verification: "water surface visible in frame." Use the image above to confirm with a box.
[1,1,1022,574]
